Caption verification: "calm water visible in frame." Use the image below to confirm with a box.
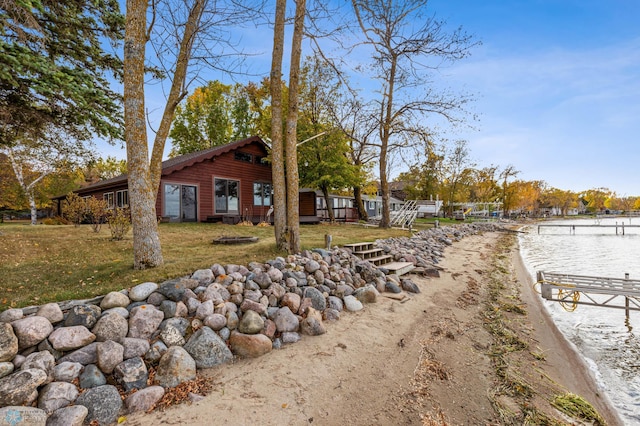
[518,217,640,425]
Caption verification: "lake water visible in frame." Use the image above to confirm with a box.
[518,217,640,425]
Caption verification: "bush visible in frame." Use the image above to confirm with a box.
[42,216,71,225]
[64,193,87,226]
[108,208,131,240]
[85,197,109,233]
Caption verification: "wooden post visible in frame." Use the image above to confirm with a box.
[625,273,630,320]
[324,234,332,250]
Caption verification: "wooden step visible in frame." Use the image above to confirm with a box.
[354,248,384,260]
[382,262,415,276]
[343,242,374,252]
[367,255,393,266]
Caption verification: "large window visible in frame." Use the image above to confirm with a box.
[215,178,239,213]
[164,184,197,221]
[253,182,272,206]
[234,152,253,163]
[103,192,114,209]
[116,190,129,208]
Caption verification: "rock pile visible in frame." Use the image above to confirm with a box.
[0,223,501,425]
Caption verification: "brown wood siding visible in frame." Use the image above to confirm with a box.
[299,191,316,216]
[160,141,272,221]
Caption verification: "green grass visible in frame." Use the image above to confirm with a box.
[0,221,411,310]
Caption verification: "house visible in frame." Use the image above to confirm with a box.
[53,136,318,224]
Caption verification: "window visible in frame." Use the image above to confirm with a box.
[103,192,114,209]
[215,178,239,213]
[164,184,197,221]
[234,152,253,163]
[253,182,272,206]
[116,190,129,208]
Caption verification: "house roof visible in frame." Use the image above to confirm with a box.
[56,136,266,198]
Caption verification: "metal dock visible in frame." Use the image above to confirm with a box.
[537,271,640,317]
[537,223,640,235]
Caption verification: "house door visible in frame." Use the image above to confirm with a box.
[164,184,198,222]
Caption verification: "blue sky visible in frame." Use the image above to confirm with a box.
[102,0,640,196]
[429,0,640,196]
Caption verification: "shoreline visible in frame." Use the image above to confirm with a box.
[513,238,623,426]
[124,229,622,425]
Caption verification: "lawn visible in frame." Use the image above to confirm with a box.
[0,221,413,310]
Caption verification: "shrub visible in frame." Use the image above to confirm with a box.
[85,197,109,233]
[64,193,87,226]
[108,207,131,240]
[42,216,71,225]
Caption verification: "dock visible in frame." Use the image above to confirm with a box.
[537,271,640,317]
[537,223,640,235]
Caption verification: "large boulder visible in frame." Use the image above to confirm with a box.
[155,346,196,388]
[0,368,47,406]
[0,322,18,362]
[114,357,148,392]
[75,385,123,426]
[48,325,96,351]
[183,327,233,368]
[128,305,164,339]
[229,331,273,358]
[45,405,88,426]
[237,310,264,334]
[11,316,53,349]
[64,305,101,328]
[125,386,165,413]
[37,381,79,414]
[92,312,128,342]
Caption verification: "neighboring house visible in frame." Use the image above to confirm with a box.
[363,195,404,219]
[53,136,318,224]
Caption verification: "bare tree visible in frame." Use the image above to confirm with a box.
[351,0,478,227]
[124,0,260,269]
[499,164,520,217]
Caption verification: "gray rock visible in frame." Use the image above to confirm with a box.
[401,278,421,293]
[21,351,55,383]
[92,312,128,342]
[37,381,78,414]
[11,316,53,349]
[45,405,88,426]
[122,337,150,360]
[195,299,214,319]
[101,306,129,319]
[155,346,196,388]
[300,307,326,336]
[218,327,231,341]
[53,362,83,382]
[303,287,327,311]
[58,342,98,365]
[0,322,18,362]
[78,364,106,389]
[203,313,226,331]
[145,341,167,363]
[75,385,122,426]
[125,385,165,413]
[175,301,189,317]
[229,331,272,358]
[114,357,148,392]
[385,281,402,294]
[160,317,190,336]
[159,300,177,319]
[304,259,320,273]
[96,340,124,374]
[0,368,47,406]
[128,305,164,339]
[281,332,301,344]
[328,296,344,311]
[0,308,23,323]
[0,406,47,425]
[36,303,64,324]
[323,308,340,321]
[186,297,201,315]
[353,284,379,304]
[226,311,239,330]
[238,310,264,335]
[100,291,130,310]
[37,338,64,360]
[343,295,364,312]
[183,326,233,368]
[64,305,101,328]
[157,279,186,302]
[129,282,159,302]
[159,324,185,347]
[267,267,283,283]
[146,292,166,306]
[191,268,214,284]
[273,307,299,333]
[12,354,25,368]
[0,362,14,379]
[48,325,96,351]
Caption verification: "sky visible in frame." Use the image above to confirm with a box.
[101,0,640,197]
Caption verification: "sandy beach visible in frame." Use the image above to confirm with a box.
[124,231,622,425]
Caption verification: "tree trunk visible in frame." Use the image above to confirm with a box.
[28,191,37,225]
[321,186,335,222]
[353,185,368,221]
[124,0,163,269]
[378,56,397,229]
[284,0,306,254]
[270,0,288,251]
